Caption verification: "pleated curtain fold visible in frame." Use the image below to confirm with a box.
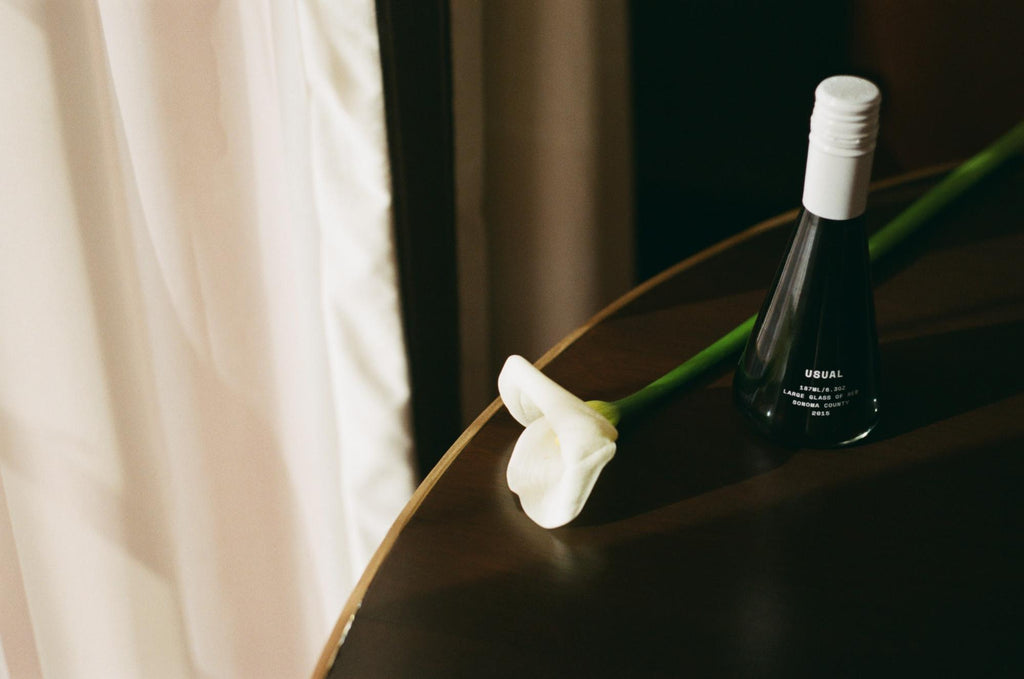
[0,1,415,677]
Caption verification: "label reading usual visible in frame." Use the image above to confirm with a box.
[781,368,860,418]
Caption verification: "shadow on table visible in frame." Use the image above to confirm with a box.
[575,316,1024,525]
[333,432,1024,679]
[575,384,793,526]
[870,317,1024,441]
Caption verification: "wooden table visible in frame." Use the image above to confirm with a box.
[316,162,1024,678]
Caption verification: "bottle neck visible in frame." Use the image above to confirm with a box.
[801,143,875,221]
[801,76,880,221]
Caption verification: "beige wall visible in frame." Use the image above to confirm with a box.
[451,0,634,421]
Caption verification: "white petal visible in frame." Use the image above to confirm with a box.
[506,417,564,499]
[499,356,618,528]
[498,356,616,441]
[498,355,593,428]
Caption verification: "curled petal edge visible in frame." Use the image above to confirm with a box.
[498,355,618,528]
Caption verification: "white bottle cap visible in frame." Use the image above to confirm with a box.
[801,75,881,220]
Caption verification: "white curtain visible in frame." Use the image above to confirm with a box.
[0,1,416,677]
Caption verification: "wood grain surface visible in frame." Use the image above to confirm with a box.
[317,161,1024,678]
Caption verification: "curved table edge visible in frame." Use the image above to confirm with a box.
[310,162,957,679]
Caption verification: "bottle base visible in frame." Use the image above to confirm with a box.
[832,425,875,447]
[734,395,878,450]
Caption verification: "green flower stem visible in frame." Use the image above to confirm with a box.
[609,316,756,423]
[869,120,1024,261]
[600,119,1024,426]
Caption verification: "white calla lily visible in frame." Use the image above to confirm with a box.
[498,355,618,529]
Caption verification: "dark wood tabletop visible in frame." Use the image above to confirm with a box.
[317,161,1024,678]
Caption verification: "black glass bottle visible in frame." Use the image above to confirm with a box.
[734,76,882,447]
[734,210,879,446]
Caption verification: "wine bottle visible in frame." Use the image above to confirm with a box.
[733,75,882,448]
